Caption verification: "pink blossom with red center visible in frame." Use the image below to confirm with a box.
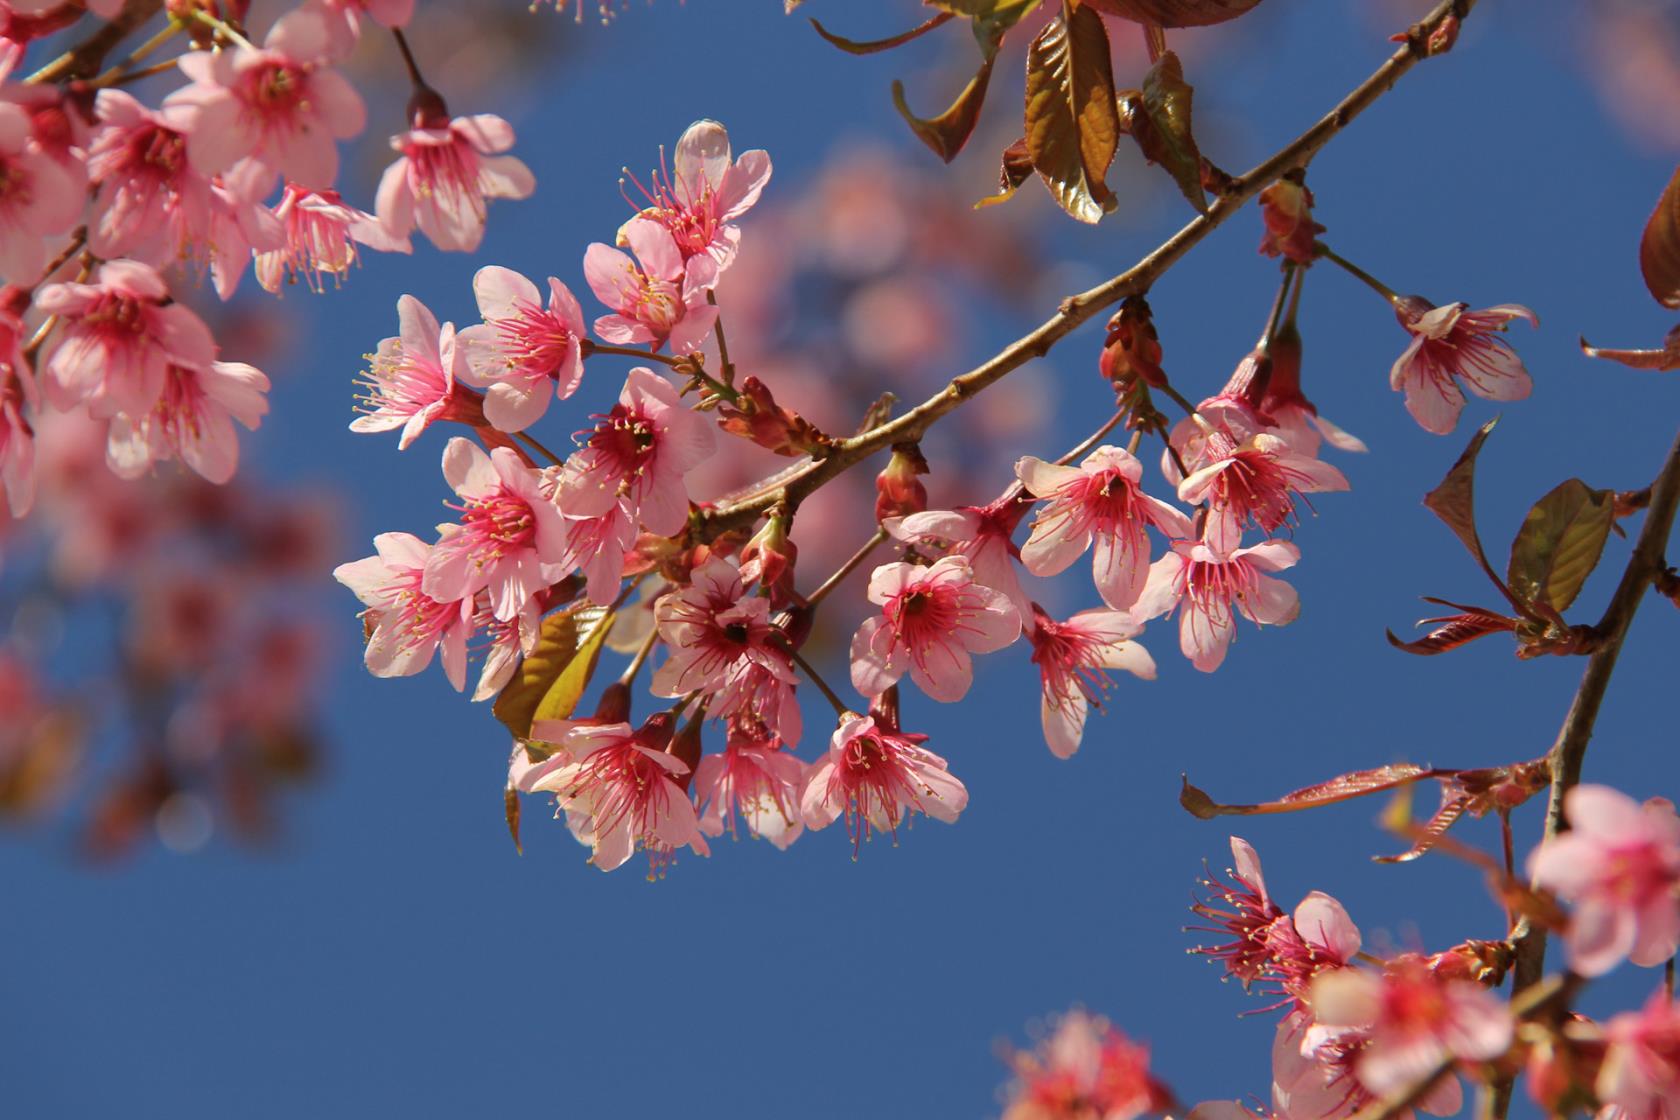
[455,265,586,432]
[583,217,719,355]
[467,592,537,702]
[692,728,805,850]
[887,500,1032,620]
[622,119,772,270]
[1,368,31,517]
[1134,539,1301,672]
[519,719,704,874]
[255,182,409,294]
[350,294,468,450]
[1272,1007,1463,1120]
[1260,321,1367,458]
[649,558,800,738]
[556,494,637,607]
[314,0,415,57]
[1308,958,1513,1103]
[36,259,217,418]
[105,359,269,485]
[375,113,534,253]
[333,531,474,691]
[1176,422,1349,555]
[1028,605,1154,759]
[800,713,967,852]
[423,436,568,621]
[1388,296,1537,435]
[1000,1009,1173,1120]
[1017,446,1193,611]
[0,101,84,281]
[1529,784,1680,977]
[850,555,1021,703]
[1598,991,1680,1120]
[559,366,716,536]
[170,5,366,201]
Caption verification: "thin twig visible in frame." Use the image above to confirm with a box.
[785,644,849,717]
[26,0,166,84]
[514,429,566,467]
[806,528,888,608]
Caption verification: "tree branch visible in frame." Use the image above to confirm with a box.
[25,0,166,84]
[698,0,1477,538]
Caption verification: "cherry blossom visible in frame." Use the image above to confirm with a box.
[455,265,586,432]
[800,713,967,851]
[1529,784,1680,977]
[423,437,568,621]
[1027,605,1154,759]
[1272,1007,1463,1120]
[0,368,31,517]
[1017,446,1193,611]
[1000,1010,1172,1120]
[468,594,538,702]
[887,500,1031,620]
[1259,322,1367,457]
[519,718,703,874]
[624,118,772,269]
[692,728,805,849]
[1134,540,1301,672]
[375,112,534,253]
[0,101,79,281]
[105,360,270,484]
[1598,991,1680,1120]
[1388,296,1537,435]
[558,366,716,536]
[556,495,637,607]
[350,294,468,450]
[849,555,1021,703]
[583,217,718,355]
[254,183,409,294]
[1176,417,1349,555]
[171,5,366,201]
[36,259,217,419]
[315,0,416,56]
[333,531,473,691]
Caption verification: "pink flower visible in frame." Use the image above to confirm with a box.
[520,719,703,874]
[1309,960,1514,1101]
[1028,605,1154,759]
[850,555,1021,703]
[86,90,214,260]
[1176,412,1349,555]
[350,294,467,450]
[888,500,1031,620]
[800,713,967,852]
[313,0,415,56]
[0,101,83,280]
[649,558,800,740]
[1134,539,1301,672]
[1017,446,1193,611]
[1,369,31,517]
[623,119,772,269]
[1260,322,1367,458]
[1598,991,1680,1120]
[1272,1007,1463,1120]
[556,495,637,607]
[171,5,366,201]
[423,437,568,621]
[692,729,805,849]
[468,593,537,702]
[105,360,269,484]
[455,265,586,432]
[1529,785,1680,977]
[1389,297,1537,435]
[1001,1010,1172,1120]
[583,217,718,354]
[375,113,534,253]
[254,183,409,294]
[36,259,217,418]
[334,531,474,690]
[558,366,716,536]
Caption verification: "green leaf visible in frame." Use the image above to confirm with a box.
[1639,164,1680,309]
[892,56,997,164]
[808,12,955,55]
[1507,479,1615,613]
[1129,50,1206,211]
[491,604,613,740]
[1424,417,1498,572]
[1023,2,1120,224]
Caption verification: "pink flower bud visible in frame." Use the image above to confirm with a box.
[1258,174,1325,265]
[1098,297,1167,391]
[874,444,928,522]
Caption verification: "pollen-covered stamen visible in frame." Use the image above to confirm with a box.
[492,299,575,378]
[362,567,461,660]
[621,151,723,261]
[1182,554,1267,619]
[557,741,684,873]
[406,137,490,219]
[831,727,931,851]
[354,343,443,418]
[1031,619,1115,718]
[447,486,536,564]
[1188,860,1288,988]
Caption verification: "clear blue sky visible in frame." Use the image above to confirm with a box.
[6,2,1679,1116]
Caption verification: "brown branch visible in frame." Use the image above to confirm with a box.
[698,0,1476,539]
[25,0,166,84]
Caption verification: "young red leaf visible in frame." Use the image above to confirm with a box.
[1179,764,1433,820]
[1023,2,1120,224]
[892,56,997,164]
[1081,0,1265,27]
[1385,603,1517,656]
[1126,50,1207,212]
[809,12,956,55]
[975,136,1034,209]
[1423,417,1497,568]
[1638,164,1680,309]
[1507,478,1615,614]
[504,786,522,856]
[1374,791,1468,863]
[1579,325,1680,372]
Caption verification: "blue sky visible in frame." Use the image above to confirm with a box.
[6,2,1680,1116]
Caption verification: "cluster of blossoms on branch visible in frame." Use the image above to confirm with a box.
[0,0,535,521]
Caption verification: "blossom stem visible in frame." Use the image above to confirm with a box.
[86,16,181,88]
[390,27,428,90]
[1258,260,1297,347]
[88,57,181,89]
[617,626,659,689]
[513,430,565,467]
[1056,409,1127,466]
[1155,382,1199,419]
[1315,243,1399,302]
[783,643,849,717]
[806,527,887,608]
[190,9,255,50]
[1283,258,1307,328]
[585,342,686,369]
[707,291,736,387]
[25,0,164,83]
[28,226,88,296]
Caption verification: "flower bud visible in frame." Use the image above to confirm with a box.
[1257,173,1324,265]
[1217,347,1272,412]
[717,376,831,458]
[592,682,632,726]
[739,516,797,601]
[1098,297,1167,391]
[668,717,704,793]
[875,444,928,522]
[633,710,675,753]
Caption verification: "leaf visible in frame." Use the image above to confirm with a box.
[1508,479,1615,613]
[491,604,612,740]
[1129,50,1207,211]
[1385,601,1517,656]
[1639,164,1680,309]
[1580,325,1680,372]
[1424,417,1497,567]
[809,12,954,55]
[1082,0,1266,28]
[530,607,615,728]
[504,787,522,855]
[1180,765,1433,820]
[1023,2,1120,224]
[1374,792,1468,863]
[975,136,1034,209]
[893,55,997,164]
